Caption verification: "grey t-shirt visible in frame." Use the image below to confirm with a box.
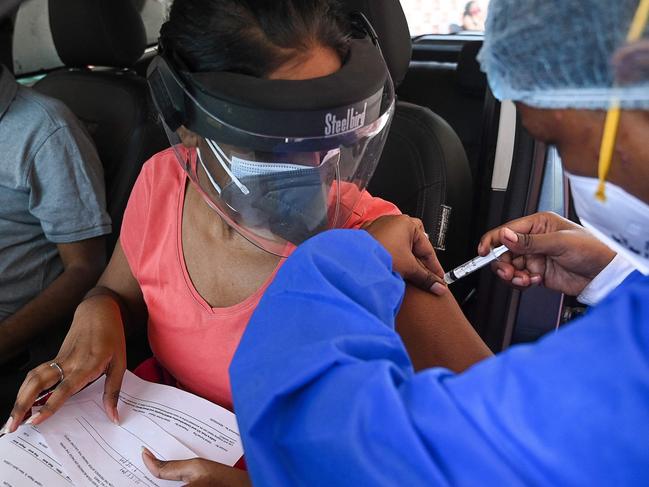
[0,67,111,320]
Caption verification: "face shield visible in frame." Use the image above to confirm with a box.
[147,19,395,257]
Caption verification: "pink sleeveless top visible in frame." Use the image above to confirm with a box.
[121,148,400,410]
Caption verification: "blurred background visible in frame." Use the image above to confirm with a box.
[401,0,489,36]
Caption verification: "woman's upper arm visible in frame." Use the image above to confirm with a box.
[98,160,153,322]
[396,285,492,373]
[97,241,146,325]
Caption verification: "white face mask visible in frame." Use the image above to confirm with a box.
[230,157,309,178]
[567,172,649,275]
[197,142,251,196]
[230,149,340,179]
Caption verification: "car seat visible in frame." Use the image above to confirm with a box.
[31,0,166,369]
[398,40,488,179]
[0,10,15,70]
[346,0,474,275]
[33,0,168,253]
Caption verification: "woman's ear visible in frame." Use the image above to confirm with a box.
[177,126,200,148]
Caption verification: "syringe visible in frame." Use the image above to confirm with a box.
[444,245,509,284]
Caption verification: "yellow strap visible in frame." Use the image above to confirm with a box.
[595,103,621,201]
[596,0,649,202]
[627,0,649,42]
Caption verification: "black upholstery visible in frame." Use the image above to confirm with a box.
[345,0,474,273]
[34,0,168,252]
[457,41,487,96]
[0,0,23,20]
[368,103,473,271]
[399,41,487,177]
[0,12,15,71]
[49,0,146,68]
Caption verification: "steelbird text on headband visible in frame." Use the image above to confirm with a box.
[146,13,396,256]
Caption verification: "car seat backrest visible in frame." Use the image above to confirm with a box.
[33,0,168,253]
[398,41,487,179]
[344,0,474,274]
[457,41,487,98]
[369,102,473,270]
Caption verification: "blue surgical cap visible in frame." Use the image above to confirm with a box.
[478,0,649,109]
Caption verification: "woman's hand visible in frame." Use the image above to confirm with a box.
[4,292,127,433]
[479,212,616,296]
[363,215,447,295]
[142,448,251,487]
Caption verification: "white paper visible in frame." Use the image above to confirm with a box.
[0,425,72,486]
[37,399,196,487]
[0,371,243,486]
[69,371,243,466]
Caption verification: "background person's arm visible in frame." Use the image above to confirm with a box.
[0,111,111,364]
[0,237,105,364]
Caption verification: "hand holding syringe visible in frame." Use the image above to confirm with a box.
[444,245,510,284]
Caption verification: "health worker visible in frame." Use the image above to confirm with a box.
[229,0,649,485]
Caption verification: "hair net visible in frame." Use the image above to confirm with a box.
[478,0,649,109]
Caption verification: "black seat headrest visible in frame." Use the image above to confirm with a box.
[343,0,412,87]
[0,13,15,72]
[457,41,487,97]
[48,0,146,68]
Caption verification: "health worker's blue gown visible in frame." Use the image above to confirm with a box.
[230,230,649,486]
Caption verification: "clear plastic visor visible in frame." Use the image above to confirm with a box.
[162,103,394,257]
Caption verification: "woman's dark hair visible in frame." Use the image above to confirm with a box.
[160,0,350,77]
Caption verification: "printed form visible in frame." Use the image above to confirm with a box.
[37,400,196,487]
[0,371,244,487]
[0,425,72,486]
[69,371,243,465]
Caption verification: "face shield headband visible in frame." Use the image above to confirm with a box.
[147,15,396,256]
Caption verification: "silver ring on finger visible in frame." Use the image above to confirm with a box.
[49,362,64,383]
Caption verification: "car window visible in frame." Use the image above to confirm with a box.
[400,0,489,36]
[135,0,172,45]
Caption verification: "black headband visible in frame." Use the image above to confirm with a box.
[147,22,393,148]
